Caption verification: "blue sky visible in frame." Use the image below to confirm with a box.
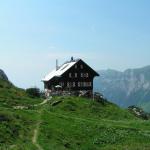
[0,0,150,89]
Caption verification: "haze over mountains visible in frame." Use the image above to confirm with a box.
[94,65,150,112]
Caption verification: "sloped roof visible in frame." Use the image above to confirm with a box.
[42,58,99,82]
[42,59,79,81]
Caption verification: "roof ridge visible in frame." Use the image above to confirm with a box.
[59,58,81,68]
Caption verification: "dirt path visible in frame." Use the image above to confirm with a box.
[13,97,53,149]
[31,97,52,150]
[13,97,52,110]
[32,110,43,150]
[34,97,52,107]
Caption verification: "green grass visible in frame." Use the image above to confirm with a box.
[37,96,150,150]
[0,79,43,149]
[0,79,150,150]
[39,110,150,150]
[0,108,39,149]
[48,96,137,120]
[0,79,42,108]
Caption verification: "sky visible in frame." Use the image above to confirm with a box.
[0,0,150,89]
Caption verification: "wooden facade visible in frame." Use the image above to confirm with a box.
[43,58,99,93]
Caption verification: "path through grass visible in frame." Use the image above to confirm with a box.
[32,110,43,150]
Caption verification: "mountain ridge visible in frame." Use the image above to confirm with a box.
[94,65,150,112]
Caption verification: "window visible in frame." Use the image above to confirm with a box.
[80,65,83,69]
[78,82,81,87]
[75,73,78,78]
[89,82,92,86]
[59,82,64,87]
[67,82,70,87]
[87,82,92,87]
[80,82,83,87]
[78,82,90,87]
[83,82,86,87]
[81,73,89,78]
[75,65,77,69]
[69,73,72,78]
[86,73,89,78]
[78,82,92,87]
[73,82,76,87]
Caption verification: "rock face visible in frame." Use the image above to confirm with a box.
[94,66,150,110]
[0,69,8,81]
[128,106,150,120]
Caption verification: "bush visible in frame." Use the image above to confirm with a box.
[26,88,40,98]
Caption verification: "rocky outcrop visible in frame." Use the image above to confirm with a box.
[0,69,8,81]
[128,106,150,120]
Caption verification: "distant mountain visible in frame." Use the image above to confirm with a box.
[0,69,8,81]
[94,66,150,112]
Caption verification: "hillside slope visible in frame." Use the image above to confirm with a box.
[1,94,150,149]
[0,78,42,108]
[0,69,42,108]
[94,66,150,112]
[0,70,150,149]
[0,78,42,149]
[38,96,150,150]
[0,71,43,149]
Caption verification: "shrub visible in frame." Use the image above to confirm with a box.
[26,88,40,98]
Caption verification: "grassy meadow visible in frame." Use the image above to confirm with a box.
[0,79,150,150]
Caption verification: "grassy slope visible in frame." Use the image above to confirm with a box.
[0,79,150,150]
[38,97,150,150]
[0,109,39,150]
[0,79,42,149]
[0,79,42,108]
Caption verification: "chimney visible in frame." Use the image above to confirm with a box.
[56,59,59,70]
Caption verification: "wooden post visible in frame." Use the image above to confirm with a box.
[93,90,94,101]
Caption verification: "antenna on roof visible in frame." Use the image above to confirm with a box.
[56,59,59,70]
